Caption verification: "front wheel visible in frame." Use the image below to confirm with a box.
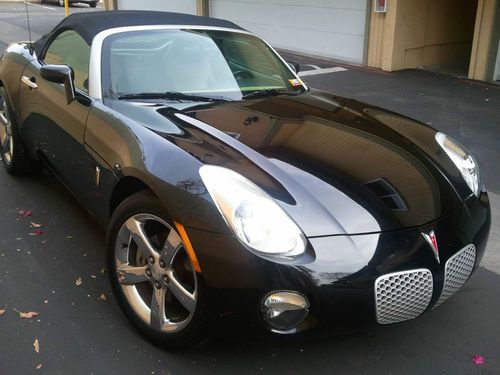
[0,87,34,175]
[90,2,97,7]
[106,191,208,348]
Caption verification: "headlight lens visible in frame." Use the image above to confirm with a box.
[199,165,306,257]
[435,132,481,197]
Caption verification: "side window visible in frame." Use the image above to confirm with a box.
[44,30,90,93]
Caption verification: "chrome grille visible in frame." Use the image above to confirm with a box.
[375,269,433,324]
[434,244,476,309]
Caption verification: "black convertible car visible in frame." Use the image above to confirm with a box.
[0,11,491,347]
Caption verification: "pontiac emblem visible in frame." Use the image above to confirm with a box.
[422,230,440,264]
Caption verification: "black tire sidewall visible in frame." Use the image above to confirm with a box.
[106,191,208,348]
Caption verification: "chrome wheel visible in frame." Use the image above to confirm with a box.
[0,93,13,165]
[114,214,197,333]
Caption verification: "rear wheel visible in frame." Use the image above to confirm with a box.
[0,87,34,175]
[90,2,97,7]
[106,191,208,348]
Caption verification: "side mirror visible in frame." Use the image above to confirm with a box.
[288,61,301,74]
[40,64,76,105]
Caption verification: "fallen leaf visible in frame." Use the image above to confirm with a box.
[66,235,73,239]
[36,364,42,370]
[472,355,484,365]
[75,277,82,286]
[100,267,106,274]
[0,309,5,316]
[42,209,48,214]
[30,230,44,236]
[99,293,107,301]
[19,311,40,319]
[33,338,40,354]
[18,209,32,217]
[30,222,43,228]
[90,275,97,279]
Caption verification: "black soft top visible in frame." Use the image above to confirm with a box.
[33,10,244,56]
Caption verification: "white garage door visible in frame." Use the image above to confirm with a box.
[210,0,368,63]
[117,0,197,15]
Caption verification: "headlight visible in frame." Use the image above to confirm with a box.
[435,132,481,197]
[199,165,306,257]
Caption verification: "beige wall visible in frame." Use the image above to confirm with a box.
[368,0,477,71]
[469,0,499,80]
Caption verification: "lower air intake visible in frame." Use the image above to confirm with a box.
[375,269,433,324]
[433,244,476,309]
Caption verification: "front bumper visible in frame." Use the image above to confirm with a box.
[187,192,491,339]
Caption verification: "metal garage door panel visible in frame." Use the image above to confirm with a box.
[210,0,367,63]
[118,0,197,14]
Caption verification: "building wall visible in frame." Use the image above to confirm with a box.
[395,0,476,70]
[368,0,477,71]
[469,0,500,81]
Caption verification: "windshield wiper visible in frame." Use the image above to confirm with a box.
[118,92,230,102]
[242,88,300,100]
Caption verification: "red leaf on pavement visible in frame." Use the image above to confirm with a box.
[0,309,5,316]
[472,355,484,365]
[18,209,33,217]
[30,230,44,236]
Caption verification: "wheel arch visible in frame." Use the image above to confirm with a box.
[109,175,158,218]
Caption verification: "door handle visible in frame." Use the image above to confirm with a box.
[21,76,38,89]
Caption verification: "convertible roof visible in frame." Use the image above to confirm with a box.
[32,10,244,56]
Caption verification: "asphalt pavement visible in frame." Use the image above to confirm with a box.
[0,3,499,374]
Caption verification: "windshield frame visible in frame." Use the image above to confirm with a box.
[88,25,308,100]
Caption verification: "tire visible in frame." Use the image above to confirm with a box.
[0,87,34,175]
[106,190,208,348]
[90,2,97,8]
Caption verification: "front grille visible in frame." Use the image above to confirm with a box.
[375,269,433,324]
[433,244,476,309]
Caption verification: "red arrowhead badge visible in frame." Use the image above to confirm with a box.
[422,230,440,264]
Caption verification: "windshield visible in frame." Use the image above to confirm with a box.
[101,29,306,101]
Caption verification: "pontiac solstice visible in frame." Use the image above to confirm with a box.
[0,11,491,347]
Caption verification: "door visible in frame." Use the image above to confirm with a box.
[210,0,368,63]
[18,29,95,200]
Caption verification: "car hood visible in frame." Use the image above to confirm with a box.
[107,90,470,237]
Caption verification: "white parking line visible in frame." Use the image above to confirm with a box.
[24,1,57,11]
[304,64,322,70]
[298,66,348,77]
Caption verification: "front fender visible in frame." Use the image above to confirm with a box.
[0,43,36,120]
[84,100,230,233]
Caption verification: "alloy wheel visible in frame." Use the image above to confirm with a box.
[114,214,197,333]
[0,94,13,165]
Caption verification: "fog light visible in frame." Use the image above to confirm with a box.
[262,291,309,332]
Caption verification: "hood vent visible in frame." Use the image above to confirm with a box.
[365,178,408,211]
